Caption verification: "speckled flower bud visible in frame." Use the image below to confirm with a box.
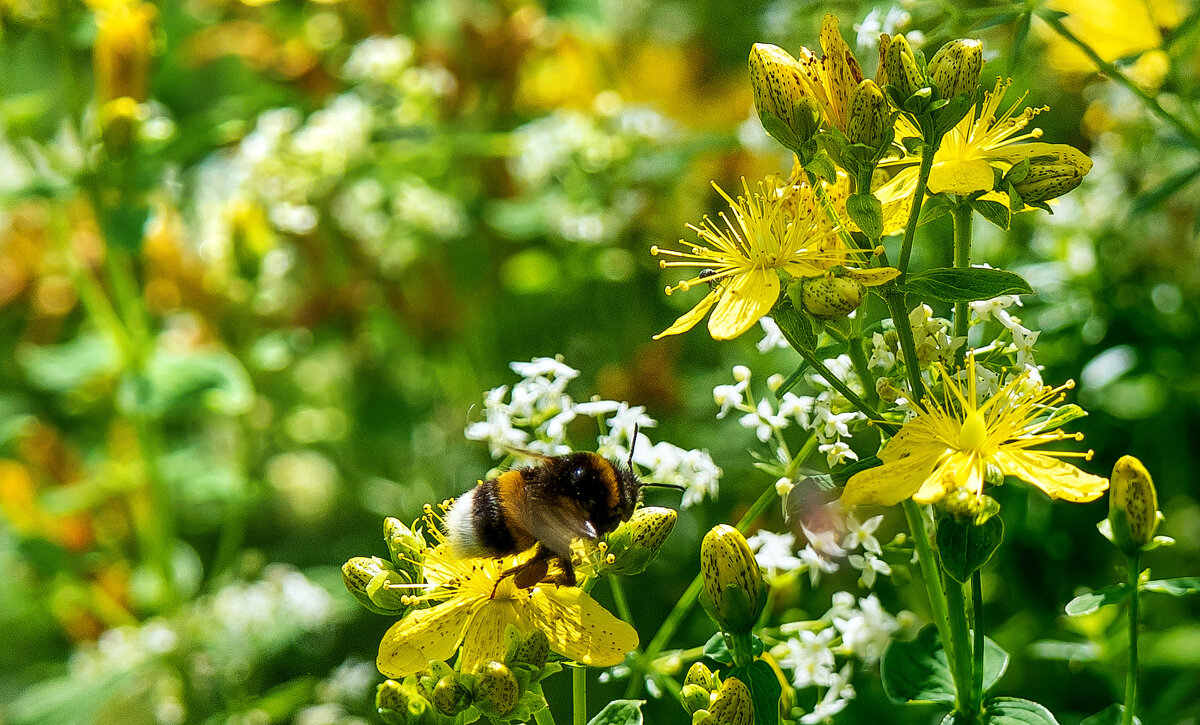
[474,661,520,716]
[342,556,408,615]
[376,679,426,725]
[682,684,712,714]
[1011,147,1093,203]
[798,273,866,319]
[707,676,754,725]
[700,525,764,635]
[384,517,425,580]
[847,79,890,149]
[512,630,550,670]
[884,34,925,99]
[749,43,808,141]
[684,661,716,690]
[927,39,983,100]
[432,675,472,716]
[1109,455,1159,551]
[605,506,678,575]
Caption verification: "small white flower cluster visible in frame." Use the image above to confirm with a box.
[464,357,721,507]
[774,592,907,722]
[747,512,891,590]
[970,294,1040,369]
[714,362,867,470]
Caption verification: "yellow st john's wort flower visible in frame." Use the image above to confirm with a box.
[376,508,637,678]
[793,14,868,135]
[883,78,1092,197]
[840,356,1108,507]
[652,178,889,341]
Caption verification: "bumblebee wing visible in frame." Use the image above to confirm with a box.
[521,494,598,559]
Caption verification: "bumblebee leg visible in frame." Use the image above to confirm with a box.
[549,556,577,587]
[512,557,551,589]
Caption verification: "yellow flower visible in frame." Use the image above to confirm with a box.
[883,79,1092,197]
[793,14,866,135]
[841,356,1108,507]
[92,0,157,103]
[376,507,637,678]
[652,178,882,340]
[1039,0,1181,76]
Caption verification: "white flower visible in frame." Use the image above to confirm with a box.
[818,440,858,467]
[813,407,859,442]
[780,628,838,689]
[747,530,802,577]
[841,514,883,555]
[713,380,748,419]
[574,399,622,416]
[802,524,847,560]
[798,545,840,587]
[777,392,813,428]
[1012,324,1040,368]
[869,332,896,369]
[757,316,790,353]
[510,356,580,382]
[342,35,416,85]
[847,551,892,588]
[739,398,787,442]
[799,664,855,723]
[637,441,720,508]
[834,595,900,664]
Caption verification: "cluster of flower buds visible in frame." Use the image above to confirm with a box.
[681,664,754,725]
[883,35,983,105]
[601,506,678,576]
[700,524,766,659]
[343,517,427,615]
[1103,455,1166,556]
[376,628,557,725]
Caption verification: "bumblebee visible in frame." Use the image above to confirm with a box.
[444,451,643,589]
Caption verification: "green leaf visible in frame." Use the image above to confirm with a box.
[982,697,1061,724]
[1027,639,1101,662]
[18,333,122,394]
[933,95,975,136]
[937,516,1004,583]
[759,111,802,153]
[703,632,733,665]
[902,267,1034,302]
[1143,577,1200,596]
[587,700,644,725]
[972,199,1011,230]
[847,193,884,239]
[1004,158,1032,185]
[1009,12,1033,76]
[919,194,953,226]
[882,624,1008,704]
[806,150,838,185]
[730,660,781,725]
[1131,162,1200,214]
[772,302,817,351]
[972,10,1021,31]
[1080,704,1142,725]
[1065,584,1127,616]
[118,349,255,417]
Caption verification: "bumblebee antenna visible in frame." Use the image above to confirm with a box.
[642,481,687,491]
[626,423,639,470]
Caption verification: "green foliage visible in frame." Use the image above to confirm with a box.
[881,625,1008,705]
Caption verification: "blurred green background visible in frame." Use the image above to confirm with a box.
[1,0,1198,722]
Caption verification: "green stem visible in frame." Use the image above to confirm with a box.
[534,703,558,725]
[793,345,880,419]
[1124,553,1141,725]
[897,142,936,282]
[811,175,862,252]
[611,576,636,628]
[1041,14,1200,153]
[885,292,926,401]
[903,501,957,683]
[952,202,973,368]
[572,665,587,725]
[945,577,976,718]
[971,571,985,716]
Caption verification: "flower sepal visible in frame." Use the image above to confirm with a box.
[603,506,678,576]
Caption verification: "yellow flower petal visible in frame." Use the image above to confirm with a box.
[913,452,984,504]
[654,287,721,340]
[878,417,946,463]
[927,158,996,195]
[841,446,944,507]
[377,596,478,678]
[707,267,779,340]
[527,586,639,666]
[818,14,863,129]
[458,598,525,675]
[993,449,1109,502]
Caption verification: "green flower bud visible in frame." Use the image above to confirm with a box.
[1109,455,1159,551]
[749,43,809,142]
[684,661,716,690]
[432,675,472,716]
[846,79,890,150]
[384,517,426,580]
[884,34,925,99]
[376,679,426,725]
[876,377,902,404]
[474,661,520,716]
[1011,147,1093,203]
[605,506,678,575]
[681,684,712,715]
[707,676,754,725]
[512,630,550,670]
[796,273,866,319]
[927,39,983,100]
[692,711,717,725]
[342,556,409,615]
[700,525,764,635]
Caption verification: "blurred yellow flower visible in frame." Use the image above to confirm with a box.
[1040,0,1181,77]
[376,518,636,677]
[794,14,866,134]
[92,0,157,103]
[652,178,877,341]
[841,355,1108,507]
